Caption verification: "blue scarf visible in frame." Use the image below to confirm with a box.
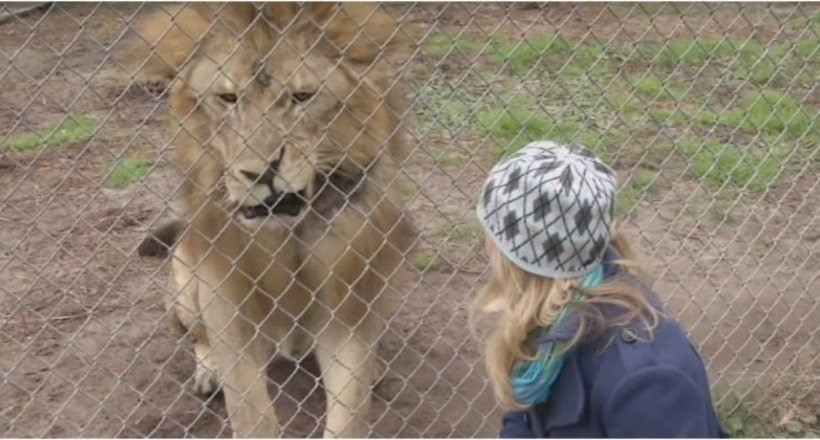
[510,266,605,407]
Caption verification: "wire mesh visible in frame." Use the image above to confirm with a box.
[0,2,818,438]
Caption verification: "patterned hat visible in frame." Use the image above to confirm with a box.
[477,141,617,279]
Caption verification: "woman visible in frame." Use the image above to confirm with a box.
[473,141,727,438]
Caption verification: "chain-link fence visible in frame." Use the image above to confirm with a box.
[0,2,818,438]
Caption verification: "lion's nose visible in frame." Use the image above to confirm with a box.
[240,168,275,186]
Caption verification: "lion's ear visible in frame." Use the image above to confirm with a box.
[261,2,337,33]
[196,2,258,36]
[303,2,338,24]
[325,3,413,65]
[261,3,299,30]
[122,3,212,85]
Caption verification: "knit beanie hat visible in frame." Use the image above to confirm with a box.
[476,141,617,279]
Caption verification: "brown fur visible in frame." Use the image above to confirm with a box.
[137,219,183,257]
[128,3,415,437]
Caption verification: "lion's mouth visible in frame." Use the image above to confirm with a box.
[241,190,308,219]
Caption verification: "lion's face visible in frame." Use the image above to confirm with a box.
[177,33,366,226]
[156,3,409,229]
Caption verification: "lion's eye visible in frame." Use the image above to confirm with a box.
[218,93,238,104]
[291,92,314,104]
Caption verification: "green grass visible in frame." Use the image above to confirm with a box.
[414,253,441,273]
[412,80,477,133]
[433,223,484,242]
[108,157,153,189]
[435,151,464,166]
[475,98,555,155]
[636,38,801,87]
[716,89,816,138]
[675,139,781,193]
[399,180,420,198]
[793,34,819,58]
[1,113,98,152]
[415,30,815,210]
[488,34,570,74]
[487,34,608,76]
[416,72,629,163]
[715,391,777,437]
[422,32,480,58]
[616,185,642,218]
[714,386,820,438]
[648,108,695,126]
[788,10,820,31]
[475,96,621,159]
[616,168,658,217]
[649,38,736,68]
[632,74,681,100]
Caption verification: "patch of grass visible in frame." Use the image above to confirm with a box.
[628,36,812,88]
[707,199,741,226]
[616,185,642,218]
[1,113,98,152]
[676,139,781,193]
[414,253,441,273]
[488,34,608,76]
[435,151,464,166]
[632,74,680,100]
[108,156,153,189]
[631,167,658,194]
[474,94,621,159]
[616,168,658,217]
[489,34,571,74]
[422,32,480,58]
[693,109,720,128]
[793,34,819,58]
[788,10,820,31]
[650,38,736,68]
[412,80,477,133]
[727,40,793,84]
[606,92,645,116]
[434,223,484,242]
[746,61,779,85]
[715,391,776,438]
[398,180,420,198]
[717,89,816,138]
[648,108,685,126]
[476,100,554,155]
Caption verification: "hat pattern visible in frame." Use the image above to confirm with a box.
[477,141,617,279]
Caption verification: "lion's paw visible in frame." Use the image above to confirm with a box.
[193,363,220,397]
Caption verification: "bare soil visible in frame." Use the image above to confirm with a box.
[1,3,817,437]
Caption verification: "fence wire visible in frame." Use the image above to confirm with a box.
[0,2,818,438]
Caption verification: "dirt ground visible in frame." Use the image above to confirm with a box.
[1,3,818,438]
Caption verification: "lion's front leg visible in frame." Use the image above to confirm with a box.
[169,242,220,396]
[199,284,280,438]
[315,321,377,438]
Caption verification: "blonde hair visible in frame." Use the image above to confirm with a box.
[471,232,661,411]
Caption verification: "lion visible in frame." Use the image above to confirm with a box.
[126,3,415,437]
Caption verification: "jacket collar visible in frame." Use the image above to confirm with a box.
[526,352,585,433]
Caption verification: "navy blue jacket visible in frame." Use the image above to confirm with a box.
[500,253,727,438]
